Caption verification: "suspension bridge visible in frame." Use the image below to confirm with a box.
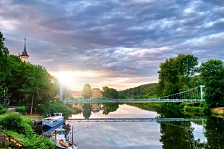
[63,85,205,104]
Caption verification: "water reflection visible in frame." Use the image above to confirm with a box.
[35,103,224,148]
[160,121,205,149]
[73,103,120,119]
[204,117,224,148]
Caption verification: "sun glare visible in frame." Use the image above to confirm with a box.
[58,72,74,88]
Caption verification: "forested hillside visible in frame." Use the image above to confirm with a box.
[120,83,157,98]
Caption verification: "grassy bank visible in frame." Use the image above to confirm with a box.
[0,113,54,149]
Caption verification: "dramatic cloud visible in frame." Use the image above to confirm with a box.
[1,0,224,90]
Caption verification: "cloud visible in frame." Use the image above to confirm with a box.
[0,0,224,90]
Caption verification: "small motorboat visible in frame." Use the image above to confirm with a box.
[42,112,65,129]
[51,128,78,149]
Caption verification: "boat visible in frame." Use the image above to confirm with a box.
[42,112,65,129]
[51,128,78,149]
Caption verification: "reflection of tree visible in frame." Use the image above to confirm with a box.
[82,103,92,119]
[160,122,204,149]
[159,103,186,118]
[101,103,119,115]
[204,117,224,148]
[82,84,92,99]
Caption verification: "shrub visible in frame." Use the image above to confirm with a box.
[203,103,211,115]
[179,102,186,109]
[199,101,206,107]
[186,103,194,106]
[0,113,33,137]
[193,102,200,106]
[184,106,193,112]
[16,106,26,114]
[0,104,5,114]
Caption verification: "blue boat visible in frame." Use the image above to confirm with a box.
[42,112,65,129]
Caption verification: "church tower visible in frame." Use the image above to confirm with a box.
[19,38,29,62]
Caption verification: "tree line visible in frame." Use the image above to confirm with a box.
[0,32,63,114]
[157,54,224,108]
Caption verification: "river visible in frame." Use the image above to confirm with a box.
[64,103,211,149]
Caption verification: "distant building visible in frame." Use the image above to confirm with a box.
[72,91,83,99]
[91,88,101,99]
[18,38,29,62]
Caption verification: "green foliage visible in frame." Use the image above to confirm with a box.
[199,102,206,107]
[0,33,57,113]
[0,104,5,114]
[20,134,54,149]
[38,102,75,119]
[6,129,54,149]
[178,102,186,109]
[202,102,211,115]
[158,54,198,97]
[198,59,224,107]
[15,106,26,114]
[118,92,126,99]
[120,83,157,98]
[184,106,203,113]
[0,113,33,137]
[101,86,119,99]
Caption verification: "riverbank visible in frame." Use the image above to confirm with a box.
[211,107,224,118]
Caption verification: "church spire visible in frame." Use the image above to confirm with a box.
[24,36,26,52]
[20,36,29,62]
[21,36,28,56]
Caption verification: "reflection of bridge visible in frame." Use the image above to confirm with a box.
[63,85,205,104]
[63,99,204,104]
[67,118,205,122]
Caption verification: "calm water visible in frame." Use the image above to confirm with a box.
[65,103,211,149]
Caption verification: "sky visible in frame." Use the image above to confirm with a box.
[0,0,224,91]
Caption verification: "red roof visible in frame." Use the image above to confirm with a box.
[54,94,60,99]
[72,91,82,97]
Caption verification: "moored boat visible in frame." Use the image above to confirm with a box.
[51,128,78,149]
[42,112,64,129]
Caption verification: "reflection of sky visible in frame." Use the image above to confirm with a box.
[66,104,206,148]
[191,122,207,143]
[71,104,160,119]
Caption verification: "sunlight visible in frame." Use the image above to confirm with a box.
[58,71,74,88]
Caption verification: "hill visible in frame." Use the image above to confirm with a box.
[120,83,158,98]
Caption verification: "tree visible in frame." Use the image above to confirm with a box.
[20,64,52,114]
[82,103,92,119]
[120,83,157,98]
[198,59,224,106]
[158,54,198,97]
[82,84,92,99]
[101,86,119,99]
[0,32,9,101]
